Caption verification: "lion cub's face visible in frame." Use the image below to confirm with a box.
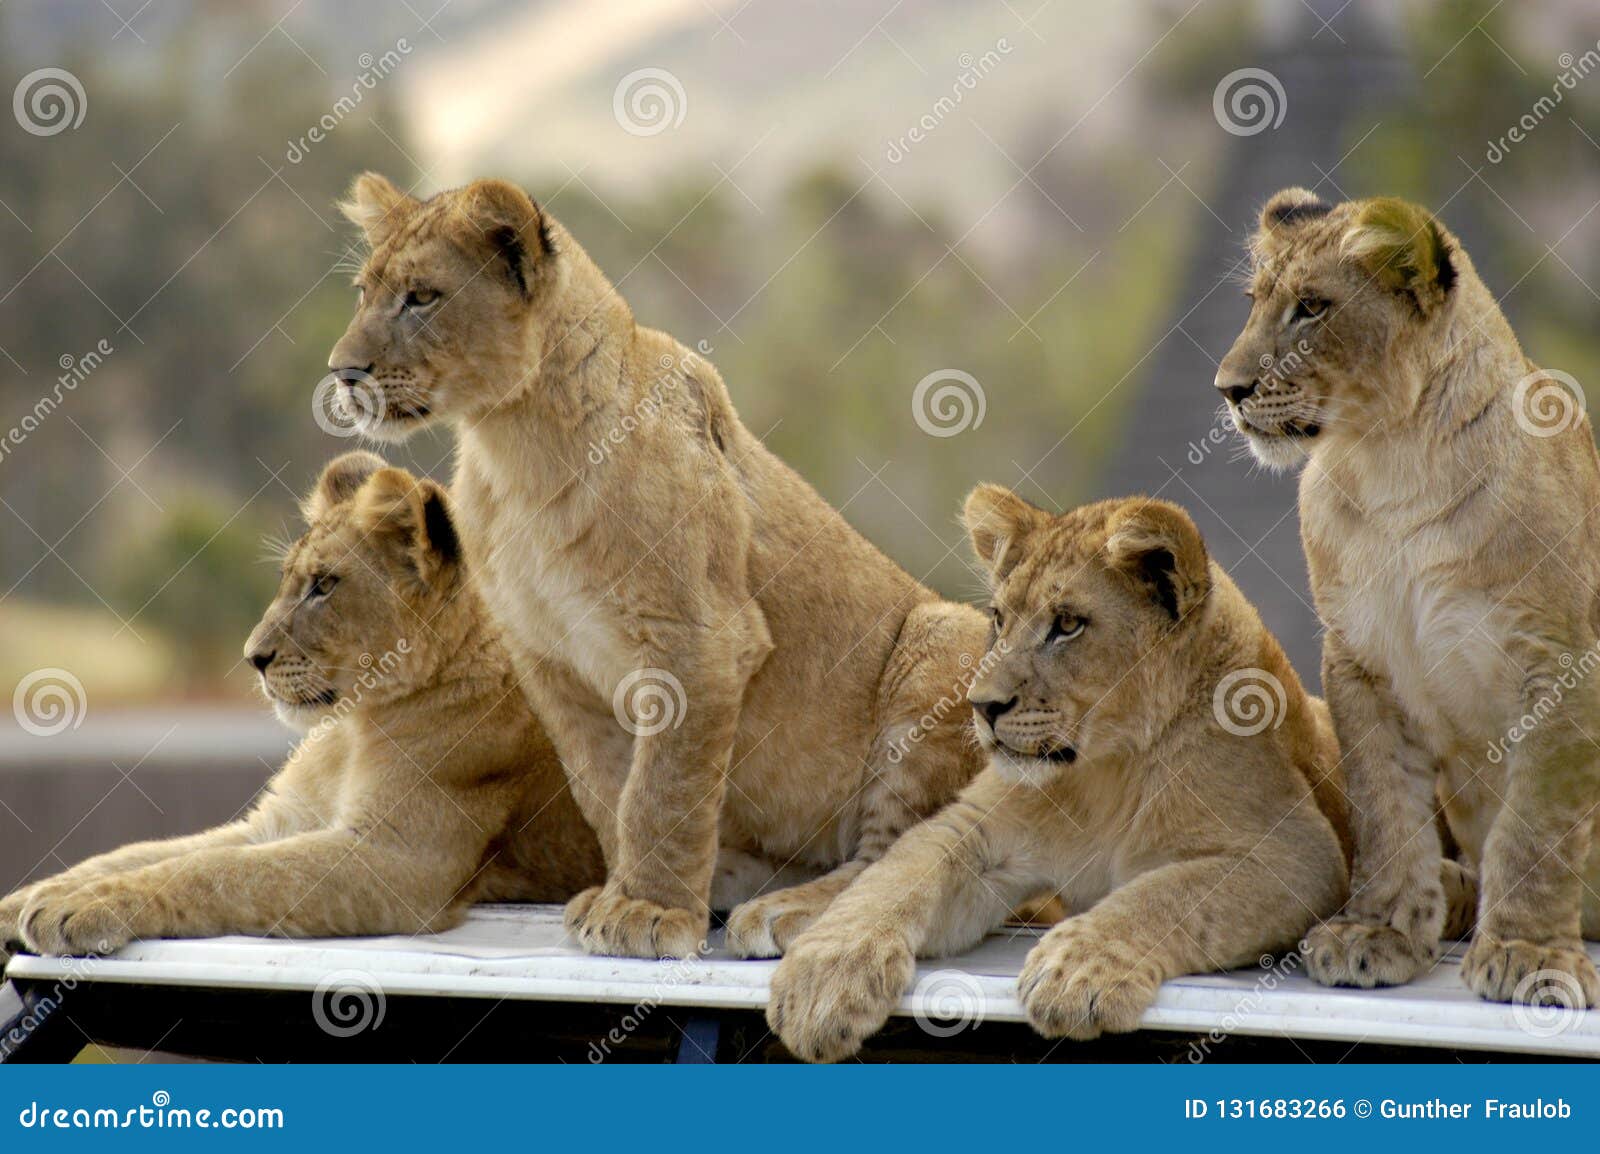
[1215,188,1459,472]
[327,173,554,441]
[243,451,460,731]
[962,487,1212,786]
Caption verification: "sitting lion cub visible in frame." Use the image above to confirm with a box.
[767,488,1349,1061]
[0,452,606,955]
[326,173,993,959]
[1217,188,1600,1007]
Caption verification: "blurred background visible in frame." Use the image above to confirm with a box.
[0,0,1597,887]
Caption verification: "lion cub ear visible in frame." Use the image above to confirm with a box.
[303,450,388,522]
[338,172,418,248]
[1259,187,1332,231]
[457,179,554,299]
[963,484,1047,584]
[1341,197,1457,312]
[357,468,462,585]
[1104,499,1210,622]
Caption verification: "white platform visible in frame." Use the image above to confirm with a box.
[8,904,1599,1057]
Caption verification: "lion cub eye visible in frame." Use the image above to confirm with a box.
[1290,296,1328,323]
[1046,614,1085,644]
[988,606,1005,631]
[404,288,440,309]
[310,573,340,598]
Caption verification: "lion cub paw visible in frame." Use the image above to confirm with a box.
[768,930,914,1062]
[21,883,139,956]
[1305,919,1429,989]
[726,887,833,959]
[562,885,706,959]
[1017,931,1158,1041]
[1461,933,1600,1008]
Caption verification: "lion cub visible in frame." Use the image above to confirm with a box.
[327,174,992,959]
[0,453,605,955]
[767,489,1348,1061]
[1218,188,1600,1007]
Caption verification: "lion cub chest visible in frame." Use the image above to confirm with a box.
[1311,509,1517,750]
[461,489,635,699]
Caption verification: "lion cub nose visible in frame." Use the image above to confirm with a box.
[1216,375,1257,405]
[249,649,276,674]
[971,694,1018,727]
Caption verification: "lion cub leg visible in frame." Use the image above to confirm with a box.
[729,601,987,959]
[1018,839,1332,1042]
[1306,643,1446,989]
[768,776,1046,1062]
[20,823,490,956]
[1,823,255,949]
[565,617,767,961]
[1461,711,1600,1007]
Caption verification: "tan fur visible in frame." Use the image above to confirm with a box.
[0,453,606,955]
[766,490,1349,1061]
[1217,188,1600,1007]
[326,174,995,959]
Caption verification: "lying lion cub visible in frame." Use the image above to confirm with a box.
[767,488,1349,1061]
[327,173,992,959]
[1218,188,1600,1007]
[0,453,606,955]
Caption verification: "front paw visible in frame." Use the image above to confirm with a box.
[768,930,914,1062]
[1017,930,1158,1041]
[726,887,833,959]
[1461,932,1600,1008]
[21,884,138,956]
[562,885,706,959]
[1304,919,1429,988]
[0,886,37,950]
